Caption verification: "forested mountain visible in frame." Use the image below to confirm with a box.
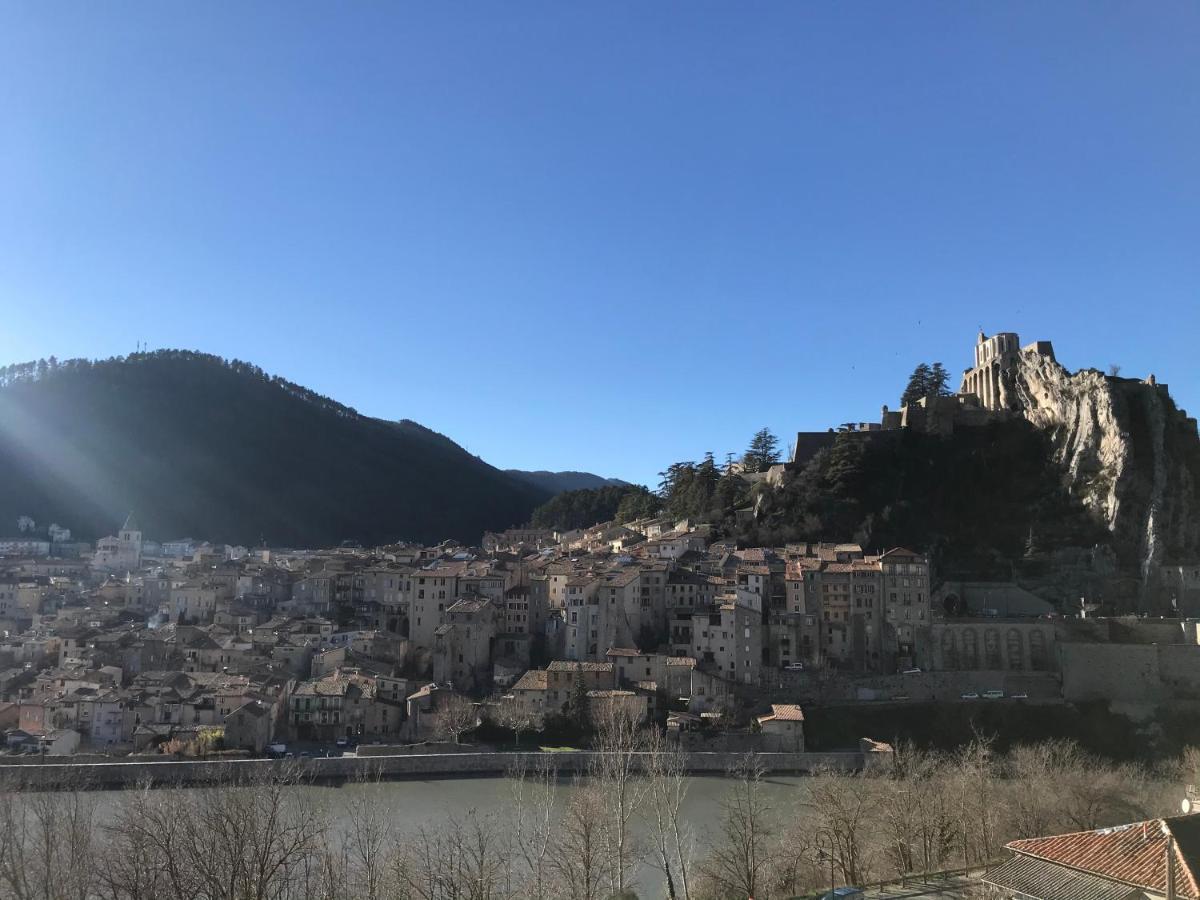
[505,470,628,494]
[0,352,549,546]
[529,484,660,531]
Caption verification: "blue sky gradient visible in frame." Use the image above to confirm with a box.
[2,4,1197,485]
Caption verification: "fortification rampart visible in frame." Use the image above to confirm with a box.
[1060,642,1200,709]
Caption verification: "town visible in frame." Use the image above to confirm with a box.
[0,498,1192,761]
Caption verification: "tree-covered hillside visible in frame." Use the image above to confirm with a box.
[505,470,628,494]
[530,484,661,531]
[0,352,549,546]
[655,422,1110,581]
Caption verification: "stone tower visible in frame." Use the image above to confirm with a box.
[961,331,1021,411]
[118,511,143,570]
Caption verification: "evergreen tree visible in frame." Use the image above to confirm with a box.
[743,428,780,473]
[929,362,952,397]
[614,487,662,524]
[568,666,591,730]
[900,363,933,407]
[657,462,692,498]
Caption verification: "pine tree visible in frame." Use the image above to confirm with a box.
[743,428,780,473]
[929,362,951,397]
[568,666,591,730]
[900,363,934,407]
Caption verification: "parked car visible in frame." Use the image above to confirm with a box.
[902,667,922,674]
[960,691,980,700]
[982,690,1004,699]
[1011,692,1029,699]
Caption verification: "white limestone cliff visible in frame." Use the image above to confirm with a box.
[999,349,1200,606]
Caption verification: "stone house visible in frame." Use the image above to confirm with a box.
[224,700,274,753]
[563,575,602,660]
[691,599,762,686]
[755,704,805,751]
[431,598,499,691]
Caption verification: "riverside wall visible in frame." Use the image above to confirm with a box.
[0,750,870,790]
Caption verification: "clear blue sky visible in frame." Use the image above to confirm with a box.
[2,4,1197,487]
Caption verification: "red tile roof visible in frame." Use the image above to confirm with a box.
[757,703,805,723]
[1007,815,1200,899]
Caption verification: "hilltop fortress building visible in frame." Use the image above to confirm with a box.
[960,331,1056,411]
[791,330,1053,465]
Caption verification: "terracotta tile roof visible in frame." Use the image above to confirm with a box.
[1006,815,1200,899]
[605,648,643,657]
[512,670,549,691]
[761,703,804,722]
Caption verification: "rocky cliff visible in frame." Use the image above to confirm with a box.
[999,350,1200,608]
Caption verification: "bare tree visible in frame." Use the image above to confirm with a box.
[434,694,480,745]
[387,808,518,900]
[806,771,875,886]
[97,783,178,900]
[591,696,648,898]
[495,701,538,748]
[696,755,774,900]
[947,735,999,866]
[1003,741,1068,839]
[507,757,559,900]
[875,742,954,877]
[0,772,98,900]
[341,771,394,900]
[645,730,695,900]
[98,768,325,900]
[550,780,608,900]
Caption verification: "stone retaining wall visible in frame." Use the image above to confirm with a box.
[0,750,868,790]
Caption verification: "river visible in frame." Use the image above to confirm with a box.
[79,772,813,898]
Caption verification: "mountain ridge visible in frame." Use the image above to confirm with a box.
[0,351,549,546]
[504,469,630,494]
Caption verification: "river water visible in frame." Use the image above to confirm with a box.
[81,772,813,898]
[317,773,810,896]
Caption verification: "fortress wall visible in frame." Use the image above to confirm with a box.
[1060,643,1161,703]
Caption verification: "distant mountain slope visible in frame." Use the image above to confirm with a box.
[505,470,629,494]
[0,352,549,546]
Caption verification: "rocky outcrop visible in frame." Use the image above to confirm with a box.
[999,350,1200,609]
